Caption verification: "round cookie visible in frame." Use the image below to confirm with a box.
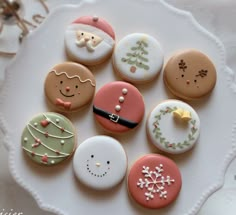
[73,136,127,190]
[146,100,200,154]
[113,33,164,84]
[164,49,217,100]
[93,81,145,133]
[65,15,115,65]
[44,62,96,113]
[21,112,77,166]
[128,154,182,209]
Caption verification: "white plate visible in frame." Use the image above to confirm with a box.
[1,0,236,214]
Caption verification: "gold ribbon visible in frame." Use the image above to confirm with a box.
[173,108,192,121]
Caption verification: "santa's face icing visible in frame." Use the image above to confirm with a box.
[73,136,127,190]
[44,62,95,112]
[76,30,103,51]
[65,16,115,66]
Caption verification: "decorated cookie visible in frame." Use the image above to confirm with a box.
[21,112,77,166]
[44,62,96,112]
[73,136,127,190]
[164,49,217,100]
[65,15,115,65]
[113,33,164,84]
[93,81,145,133]
[128,154,182,209]
[146,100,200,154]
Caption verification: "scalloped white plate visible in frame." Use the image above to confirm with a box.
[1,0,236,214]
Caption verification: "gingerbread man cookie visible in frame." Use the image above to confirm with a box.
[21,112,77,166]
[164,49,217,100]
[65,15,115,65]
[93,81,145,133]
[113,33,164,84]
[73,136,127,190]
[146,100,200,154]
[44,62,96,112]
[128,154,182,209]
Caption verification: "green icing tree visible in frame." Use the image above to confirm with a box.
[121,40,150,73]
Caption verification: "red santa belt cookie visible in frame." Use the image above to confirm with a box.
[146,100,200,154]
[128,154,182,209]
[21,112,77,166]
[93,81,145,133]
[113,33,164,84]
[73,136,127,190]
[65,15,115,65]
[164,49,217,100]
[44,62,95,113]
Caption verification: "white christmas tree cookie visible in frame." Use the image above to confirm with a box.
[113,33,164,84]
[73,136,127,190]
[21,112,77,166]
[146,99,200,154]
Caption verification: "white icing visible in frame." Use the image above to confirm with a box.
[34,122,38,127]
[24,137,28,142]
[60,140,65,145]
[115,105,121,112]
[119,96,124,103]
[65,24,115,65]
[73,136,127,190]
[56,119,60,123]
[113,33,164,83]
[146,100,200,154]
[122,88,128,95]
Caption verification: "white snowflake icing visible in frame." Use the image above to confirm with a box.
[137,164,175,201]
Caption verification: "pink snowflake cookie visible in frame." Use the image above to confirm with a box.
[128,154,182,209]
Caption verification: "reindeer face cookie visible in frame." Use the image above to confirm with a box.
[44,62,96,112]
[164,49,217,100]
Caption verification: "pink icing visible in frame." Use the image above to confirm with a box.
[93,81,145,133]
[73,16,115,40]
[128,154,182,209]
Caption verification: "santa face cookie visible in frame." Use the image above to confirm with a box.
[44,62,96,112]
[164,49,217,100]
[113,33,164,84]
[93,81,145,133]
[73,136,127,190]
[147,100,200,154]
[21,112,77,166]
[65,16,115,65]
[128,154,182,209]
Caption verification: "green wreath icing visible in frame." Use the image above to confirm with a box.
[152,106,198,150]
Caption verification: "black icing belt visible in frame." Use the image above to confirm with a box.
[93,106,138,129]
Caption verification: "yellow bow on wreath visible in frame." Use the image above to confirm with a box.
[173,108,192,121]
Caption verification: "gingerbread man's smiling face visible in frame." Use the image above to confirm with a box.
[44,62,95,112]
[164,50,217,100]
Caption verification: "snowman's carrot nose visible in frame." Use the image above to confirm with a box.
[66,86,70,91]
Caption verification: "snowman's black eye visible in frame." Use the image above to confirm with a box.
[91,155,94,158]
[60,81,63,84]
[75,85,78,88]
[107,161,110,164]
[91,36,94,39]
[81,32,84,35]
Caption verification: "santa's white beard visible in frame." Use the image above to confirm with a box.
[65,25,114,65]
[75,38,95,52]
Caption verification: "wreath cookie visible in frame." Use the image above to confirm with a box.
[146,100,200,154]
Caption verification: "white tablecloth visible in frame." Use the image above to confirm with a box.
[1,0,236,214]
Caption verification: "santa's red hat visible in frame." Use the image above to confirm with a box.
[72,16,115,40]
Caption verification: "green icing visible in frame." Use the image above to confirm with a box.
[152,106,198,150]
[21,112,76,166]
[121,40,150,71]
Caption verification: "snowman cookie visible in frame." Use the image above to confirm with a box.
[65,15,115,65]
[21,112,77,166]
[146,100,200,154]
[113,33,164,84]
[44,62,96,112]
[164,49,217,100]
[73,136,127,190]
[93,81,145,133]
[128,154,182,209]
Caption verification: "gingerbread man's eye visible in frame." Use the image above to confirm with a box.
[60,81,63,84]
[91,36,94,40]
[91,155,94,158]
[194,80,197,83]
[107,161,110,164]
[181,74,184,78]
[75,85,78,88]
